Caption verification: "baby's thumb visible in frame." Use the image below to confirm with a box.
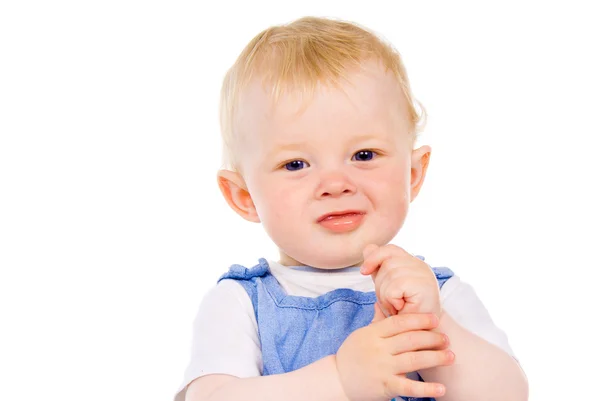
[371,302,387,323]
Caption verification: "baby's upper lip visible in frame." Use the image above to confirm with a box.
[317,210,365,222]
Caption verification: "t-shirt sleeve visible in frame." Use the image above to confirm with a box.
[173,279,262,401]
[439,275,516,358]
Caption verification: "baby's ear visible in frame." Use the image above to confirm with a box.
[409,145,432,202]
[217,170,261,223]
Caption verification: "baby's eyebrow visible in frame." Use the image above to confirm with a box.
[266,142,310,159]
[347,134,383,144]
[272,142,307,151]
[265,134,389,159]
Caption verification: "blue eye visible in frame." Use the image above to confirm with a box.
[352,150,375,161]
[284,160,307,171]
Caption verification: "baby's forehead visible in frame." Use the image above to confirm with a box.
[237,61,406,122]
[236,79,410,153]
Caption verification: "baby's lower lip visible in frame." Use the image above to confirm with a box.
[318,213,365,232]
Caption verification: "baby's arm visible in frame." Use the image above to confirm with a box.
[181,280,346,401]
[420,309,528,401]
[185,356,345,401]
[180,280,451,401]
[361,245,528,401]
[419,278,528,401]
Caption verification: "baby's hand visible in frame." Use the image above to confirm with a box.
[361,244,441,318]
[336,304,452,401]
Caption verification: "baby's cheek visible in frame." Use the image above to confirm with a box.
[263,189,298,222]
[376,182,410,227]
[370,173,409,204]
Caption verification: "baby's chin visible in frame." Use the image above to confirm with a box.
[279,249,364,270]
[275,226,400,269]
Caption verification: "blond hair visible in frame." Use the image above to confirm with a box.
[219,16,427,171]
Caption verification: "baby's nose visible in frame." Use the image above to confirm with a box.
[315,172,357,198]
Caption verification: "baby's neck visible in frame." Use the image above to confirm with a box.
[277,252,362,271]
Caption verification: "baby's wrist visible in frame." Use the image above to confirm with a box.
[330,354,352,401]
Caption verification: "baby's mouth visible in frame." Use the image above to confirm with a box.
[317,211,366,233]
[318,211,364,222]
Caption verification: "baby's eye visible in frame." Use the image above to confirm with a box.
[284,160,308,171]
[352,150,375,161]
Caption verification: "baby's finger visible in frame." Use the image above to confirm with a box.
[394,349,455,374]
[371,302,387,323]
[378,278,405,315]
[376,313,439,338]
[361,244,396,275]
[360,243,380,275]
[390,297,405,312]
[385,376,445,399]
[375,279,395,316]
[362,243,379,260]
[378,299,395,318]
[387,330,449,355]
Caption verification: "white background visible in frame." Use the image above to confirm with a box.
[1,1,599,400]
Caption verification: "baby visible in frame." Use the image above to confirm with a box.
[175,16,528,401]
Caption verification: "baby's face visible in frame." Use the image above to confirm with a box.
[235,60,426,268]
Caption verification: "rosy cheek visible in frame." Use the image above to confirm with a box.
[367,169,403,192]
[265,187,292,218]
[276,191,295,211]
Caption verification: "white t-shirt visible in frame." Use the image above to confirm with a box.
[174,260,515,401]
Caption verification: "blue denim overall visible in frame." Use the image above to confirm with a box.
[218,257,454,401]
